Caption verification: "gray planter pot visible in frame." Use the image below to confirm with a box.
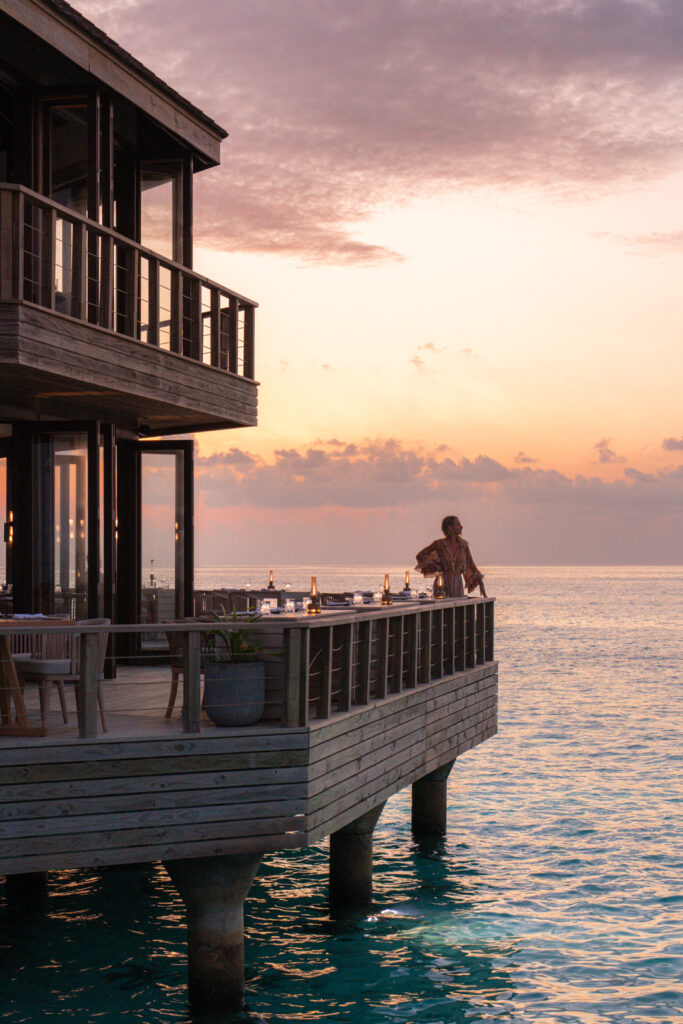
[203,661,265,726]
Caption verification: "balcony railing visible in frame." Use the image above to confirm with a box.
[0,184,256,378]
[0,599,495,741]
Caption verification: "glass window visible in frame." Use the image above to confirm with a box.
[33,432,89,617]
[140,161,181,261]
[48,103,88,215]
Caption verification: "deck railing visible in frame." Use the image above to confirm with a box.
[0,184,256,378]
[0,599,494,741]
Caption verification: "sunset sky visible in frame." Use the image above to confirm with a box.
[76,0,683,565]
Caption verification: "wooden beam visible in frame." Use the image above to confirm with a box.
[78,632,100,738]
[182,630,201,733]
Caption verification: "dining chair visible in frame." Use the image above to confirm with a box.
[16,618,110,731]
[163,620,209,719]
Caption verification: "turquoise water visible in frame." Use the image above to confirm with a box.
[1,566,682,1023]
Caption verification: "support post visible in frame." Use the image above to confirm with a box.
[163,853,262,1011]
[411,760,455,835]
[5,871,48,908]
[329,802,385,912]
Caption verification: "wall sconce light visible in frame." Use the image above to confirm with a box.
[434,572,445,599]
[3,510,14,545]
[381,572,392,605]
[267,569,275,590]
[307,575,321,615]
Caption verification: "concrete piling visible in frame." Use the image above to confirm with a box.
[4,871,49,908]
[411,760,455,835]
[164,852,262,1010]
[329,802,385,911]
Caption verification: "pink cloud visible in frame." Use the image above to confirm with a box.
[72,0,683,263]
[192,438,683,564]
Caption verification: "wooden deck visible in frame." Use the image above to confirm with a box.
[0,601,498,876]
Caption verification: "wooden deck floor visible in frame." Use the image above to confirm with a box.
[5,665,284,746]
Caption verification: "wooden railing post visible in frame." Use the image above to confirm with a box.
[71,220,87,320]
[283,626,309,727]
[0,189,13,299]
[13,190,24,300]
[243,303,255,379]
[476,602,486,665]
[78,631,99,739]
[99,233,114,330]
[40,206,56,311]
[210,288,220,366]
[147,259,160,345]
[227,295,239,373]
[170,267,183,353]
[182,630,201,733]
[485,600,494,661]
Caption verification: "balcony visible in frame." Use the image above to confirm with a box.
[0,184,258,434]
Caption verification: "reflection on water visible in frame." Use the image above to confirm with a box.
[1,567,682,1023]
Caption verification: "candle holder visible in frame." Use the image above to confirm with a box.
[402,570,411,593]
[267,569,275,590]
[307,575,322,615]
[381,572,392,606]
[433,572,445,599]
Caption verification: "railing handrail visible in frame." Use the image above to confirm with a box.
[0,182,258,309]
[0,597,493,635]
[0,599,495,739]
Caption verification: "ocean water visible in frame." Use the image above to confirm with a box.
[1,566,681,1024]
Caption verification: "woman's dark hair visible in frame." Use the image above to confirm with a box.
[441,515,458,535]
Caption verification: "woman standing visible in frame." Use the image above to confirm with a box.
[415,515,487,598]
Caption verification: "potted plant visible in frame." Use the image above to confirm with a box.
[202,610,270,726]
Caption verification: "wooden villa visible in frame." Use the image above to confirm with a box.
[0,0,499,1011]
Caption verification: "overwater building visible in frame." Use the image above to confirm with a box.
[0,0,498,1010]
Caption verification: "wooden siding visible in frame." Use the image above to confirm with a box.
[0,303,257,432]
[0,660,497,876]
[306,664,497,842]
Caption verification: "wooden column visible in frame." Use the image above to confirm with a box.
[329,802,385,912]
[283,626,310,727]
[411,760,455,835]
[164,852,262,1011]
[5,871,48,908]
[182,630,201,733]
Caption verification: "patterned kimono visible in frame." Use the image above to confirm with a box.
[415,536,484,597]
